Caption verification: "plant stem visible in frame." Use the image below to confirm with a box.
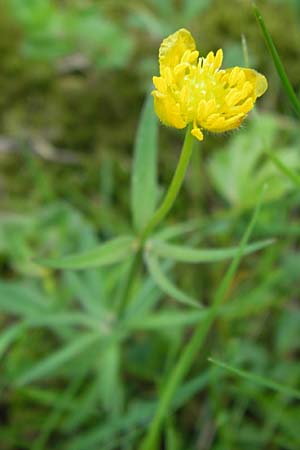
[139,191,264,450]
[118,125,195,316]
[117,249,142,315]
[140,123,195,244]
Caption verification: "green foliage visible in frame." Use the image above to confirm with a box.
[7,0,134,68]
[208,113,300,209]
[1,1,300,450]
[39,235,135,270]
[209,357,300,400]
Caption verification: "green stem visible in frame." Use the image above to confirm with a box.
[118,125,195,316]
[140,124,195,243]
[139,191,264,450]
[117,250,142,315]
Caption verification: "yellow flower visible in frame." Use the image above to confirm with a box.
[152,28,268,141]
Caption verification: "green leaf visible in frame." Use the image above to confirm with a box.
[150,238,274,263]
[16,333,99,385]
[131,94,158,231]
[208,357,300,400]
[98,343,123,417]
[26,312,99,330]
[145,252,201,308]
[126,309,206,330]
[0,324,25,359]
[38,235,135,270]
[64,372,210,450]
[166,418,181,450]
[153,218,201,241]
[63,271,106,316]
[0,282,50,317]
[63,375,103,430]
[263,148,300,187]
[140,188,266,449]
[208,114,299,209]
[32,376,83,450]
[253,3,300,117]
[126,282,278,331]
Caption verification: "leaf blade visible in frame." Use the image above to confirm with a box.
[253,3,300,117]
[16,333,99,386]
[209,357,300,400]
[150,238,274,263]
[0,324,25,359]
[145,252,201,308]
[131,94,159,231]
[0,282,50,317]
[38,236,135,270]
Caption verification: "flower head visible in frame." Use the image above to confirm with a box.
[152,28,268,141]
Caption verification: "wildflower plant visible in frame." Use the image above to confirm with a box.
[6,12,300,449]
[21,27,270,449]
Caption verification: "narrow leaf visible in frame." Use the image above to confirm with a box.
[253,3,300,117]
[0,324,25,359]
[150,238,274,263]
[65,372,210,450]
[63,271,106,316]
[38,236,135,270]
[16,333,99,385]
[145,252,201,308]
[0,282,50,317]
[64,374,103,430]
[32,377,83,450]
[126,309,206,330]
[131,94,158,231]
[26,312,99,330]
[209,357,300,400]
[166,419,181,450]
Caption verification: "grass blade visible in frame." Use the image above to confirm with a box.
[208,357,300,400]
[253,3,300,117]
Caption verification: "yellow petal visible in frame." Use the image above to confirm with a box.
[225,68,268,98]
[256,74,268,97]
[152,91,186,129]
[241,69,268,97]
[159,28,196,72]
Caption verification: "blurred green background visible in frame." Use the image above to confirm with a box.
[1,0,300,449]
